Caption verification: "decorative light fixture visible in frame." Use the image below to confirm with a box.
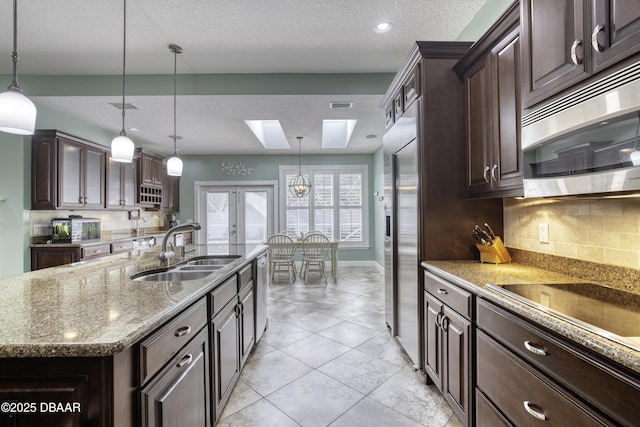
[0,0,36,135]
[166,44,183,176]
[111,0,135,163]
[375,22,392,33]
[288,136,312,198]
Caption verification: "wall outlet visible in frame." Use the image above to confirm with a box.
[539,223,549,244]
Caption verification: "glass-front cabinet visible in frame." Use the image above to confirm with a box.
[58,137,106,209]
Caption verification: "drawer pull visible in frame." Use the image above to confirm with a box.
[177,353,193,368]
[437,288,448,295]
[524,340,547,356]
[523,401,546,421]
[175,326,192,337]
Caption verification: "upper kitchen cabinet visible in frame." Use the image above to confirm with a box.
[522,0,640,108]
[32,130,106,210]
[107,156,137,209]
[161,166,180,212]
[454,3,523,198]
[136,148,164,207]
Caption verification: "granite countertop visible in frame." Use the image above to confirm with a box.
[0,244,267,358]
[422,260,640,374]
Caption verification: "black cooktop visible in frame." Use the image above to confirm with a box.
[488,282,640,351]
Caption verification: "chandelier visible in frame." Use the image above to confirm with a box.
[288,136,312,198]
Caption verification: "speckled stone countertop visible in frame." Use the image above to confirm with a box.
[0,244,267,358]
[422,260,640,374]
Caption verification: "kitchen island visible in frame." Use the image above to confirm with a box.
[0,244,267,426]
[423,260,640,426]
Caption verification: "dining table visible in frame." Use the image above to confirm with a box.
[267,238,339,282]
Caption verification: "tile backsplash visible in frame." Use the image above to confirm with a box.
[30,210,162,236]
[504,197,640,269]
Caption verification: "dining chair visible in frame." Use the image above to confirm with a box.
[266,234,297,285]
[301,232,330,284]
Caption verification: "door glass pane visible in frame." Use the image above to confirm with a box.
[206,192,229,244]
[244,191,268,244]
[123,163,136,205]
[107,159,121,206]
[61,143,82,204]
[85,150,103,204]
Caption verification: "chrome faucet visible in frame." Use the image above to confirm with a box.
[159,222,201,263]
[135,215,147,237]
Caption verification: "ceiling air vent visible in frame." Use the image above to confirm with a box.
[109,102,139,110]
[329,101,353,109]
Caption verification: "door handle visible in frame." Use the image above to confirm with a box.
[483,166,491,183]
[570,39,583,65]
[176,353,193,368]
[591,24,605,52]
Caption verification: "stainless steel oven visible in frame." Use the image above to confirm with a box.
[522,60,640,197]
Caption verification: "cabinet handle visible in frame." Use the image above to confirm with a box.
[523,401,546,421]
[235,304,241,318]
[591,24,605,52]
[175,325,192,337]
[491,164,499,182]
[437,288,448,295]
[440,315,449,332]
[84,197,87,204]
[570,39,583,65]
[176,353,193,368]
[79,197,84,204]
[523,340,547,356]
[483,166,490,183]
[94,249,102,253]
[435,312,443,328]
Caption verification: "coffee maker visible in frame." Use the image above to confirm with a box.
[164,214,177,230]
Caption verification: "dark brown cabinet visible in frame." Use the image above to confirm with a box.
[140,327,210,427]
[137,149,164,207]
[31,130,106,210]
[455,3,522,198]
[239,281,255,367]
[522,0,640,108]
[161,168,180,212]
[423,271,472,426]
[31,246,81,270]
[211,293,240,418]
[107,157,137,209]
[477,298,640,427]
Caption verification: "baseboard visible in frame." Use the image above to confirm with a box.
[337,260,384,271]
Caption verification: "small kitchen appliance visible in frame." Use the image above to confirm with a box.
[51,217,101,243]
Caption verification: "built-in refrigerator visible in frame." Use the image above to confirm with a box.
[384,101,420,366]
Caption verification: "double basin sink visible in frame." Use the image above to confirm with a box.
[131,255,241,282]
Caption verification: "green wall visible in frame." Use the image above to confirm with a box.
[179,153,379,262]
[456,0,516,41]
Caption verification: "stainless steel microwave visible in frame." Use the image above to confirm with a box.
[522,60,640,198]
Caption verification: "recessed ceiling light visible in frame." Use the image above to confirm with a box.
[365,134,377,139]
[375,22,392,33]
[245,120,290,149]
[322,119,357,149]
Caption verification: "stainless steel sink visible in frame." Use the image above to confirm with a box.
[487,282,640,351]
[131,269,214,282]
[176,265,223,271]
[187,255,241,266]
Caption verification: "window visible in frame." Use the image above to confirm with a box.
[279,165,368,247]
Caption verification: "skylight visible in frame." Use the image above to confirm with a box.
[245,120,290,149]
[322,119,357,149]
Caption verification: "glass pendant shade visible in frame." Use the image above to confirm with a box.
[288,173,312,198]
[111,133,135,162]
[167,154,183,176]
[630,150,640,166]
[0,88,36,135]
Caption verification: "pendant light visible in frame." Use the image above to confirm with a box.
[166,44,183,177]
[630,111,640,166]
[111,0,135,163]
[0,0,36,135]
[288,136,312,198]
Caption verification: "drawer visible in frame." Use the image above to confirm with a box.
[477,330,609,427]
[477,298,639,427]
[476,389,513,427]
[139,298,207,385]
[81,243,111,259]
[110,240,133,254]
[424,271,472,318]
[239,263,253,289]
[210,275,238,317]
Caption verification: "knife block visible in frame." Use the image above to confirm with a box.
[476,237,512,264]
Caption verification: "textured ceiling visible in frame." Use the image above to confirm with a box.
[0,0,487,155]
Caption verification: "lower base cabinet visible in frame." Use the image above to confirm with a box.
[31,246,82,270]
[140,327,210,427]
[212,297,241,418]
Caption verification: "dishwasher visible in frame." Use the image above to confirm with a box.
[255,252,268,342]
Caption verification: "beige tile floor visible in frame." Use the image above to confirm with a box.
[217,266,464,427]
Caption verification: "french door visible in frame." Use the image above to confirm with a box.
[196,183,276,245]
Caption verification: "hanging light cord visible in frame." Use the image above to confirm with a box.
[9,0,20,91]
[173,47,178,155]
[297,137,303,174]
[119,0,127,136]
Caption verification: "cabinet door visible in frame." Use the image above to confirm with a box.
[107,158,123,208]
[522,0,589,107]
[423,291,443,390]
[140,327,210,427]
[491,27,523,192]
[122,161,137,208]
[464,55,492,194]
[592,0,640,72]
[59,139,84,208]
[211,300,240,417]
[31,136,57,209]
[84,146,105,208]
[239,285,255,367]
[442,305,471,426]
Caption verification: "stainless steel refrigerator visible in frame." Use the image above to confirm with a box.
[384,101,420,367]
